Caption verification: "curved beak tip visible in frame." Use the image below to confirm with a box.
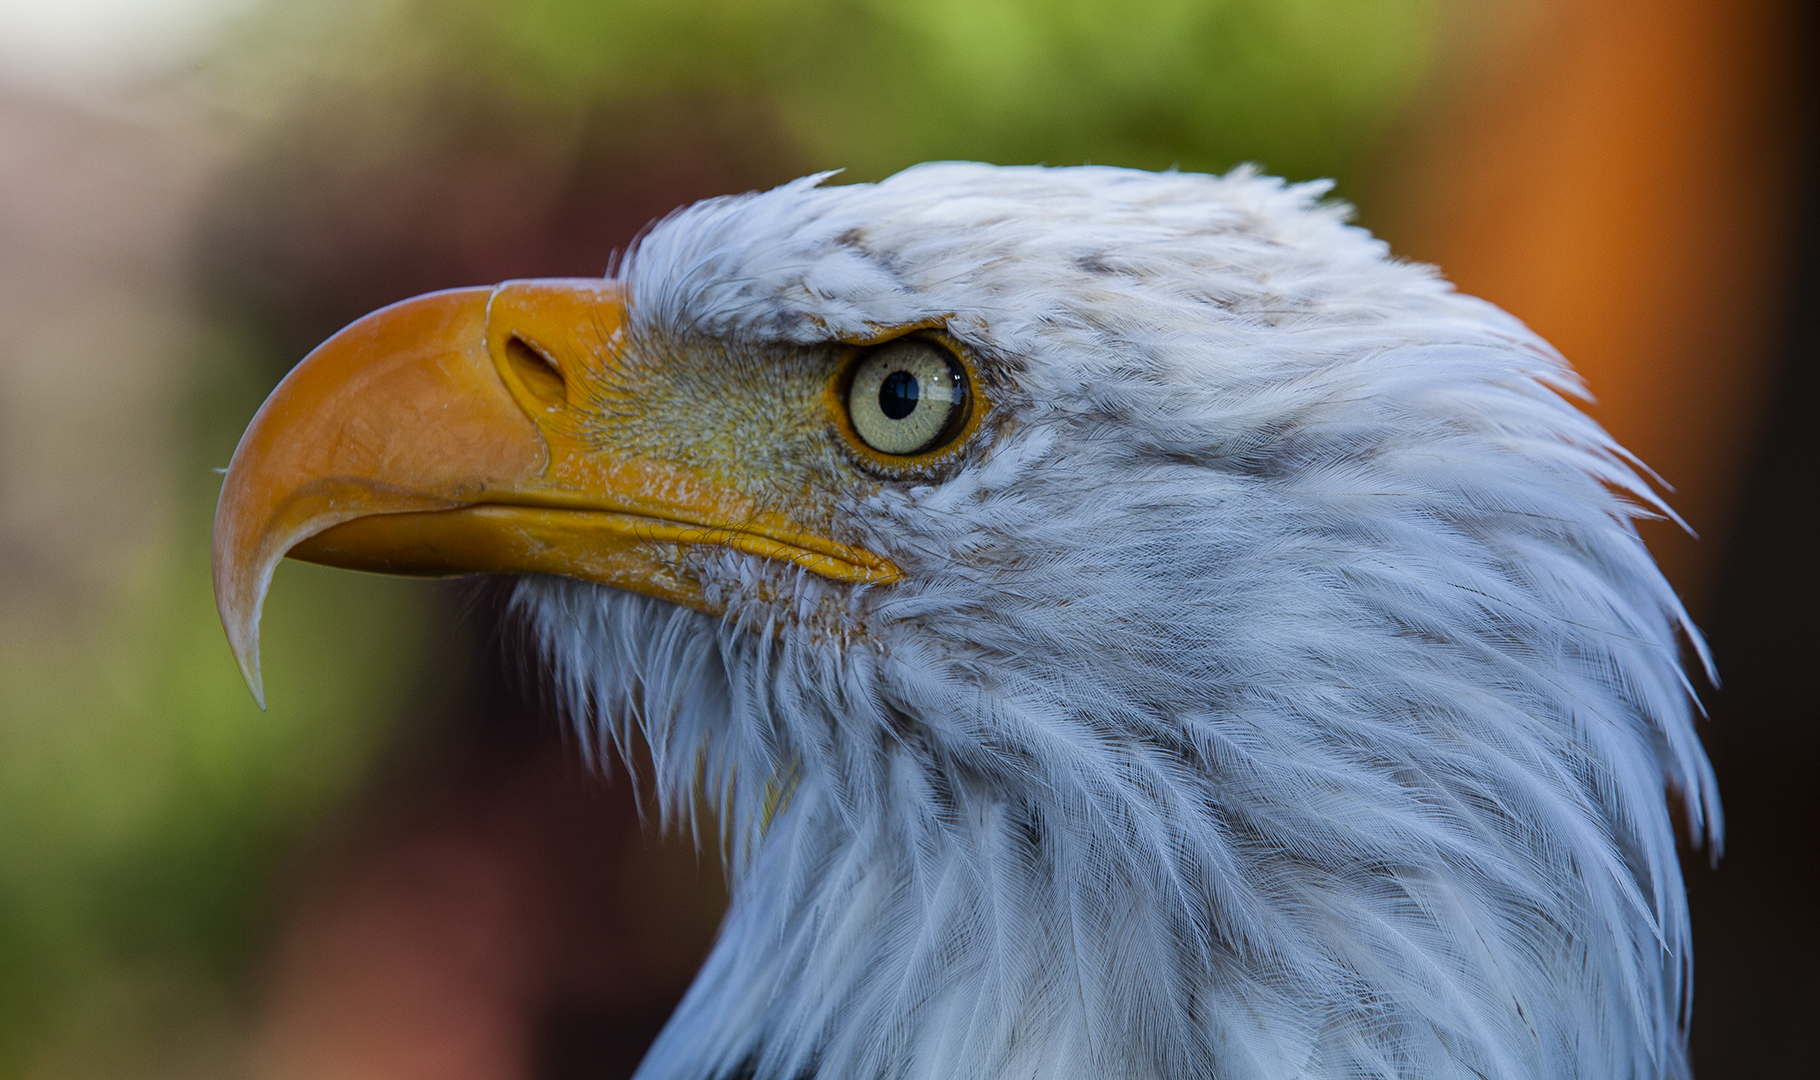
[242,658,268,713]
[218,574,269,710]
[235,640,268,712]
[208,285,506,713]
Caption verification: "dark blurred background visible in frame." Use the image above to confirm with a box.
[0,1,1811,1077]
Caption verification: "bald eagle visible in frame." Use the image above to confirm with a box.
[214,164,1718,1080]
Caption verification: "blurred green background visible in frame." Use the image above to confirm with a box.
[0,0,1811,1077]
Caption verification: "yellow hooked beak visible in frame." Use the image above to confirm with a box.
[213,279,899,707]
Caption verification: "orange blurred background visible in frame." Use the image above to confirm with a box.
[0,1,1812,1077]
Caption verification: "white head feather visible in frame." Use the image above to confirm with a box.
[517,163,1718,1080]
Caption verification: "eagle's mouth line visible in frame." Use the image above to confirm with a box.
[486,488,901,583]
[291,500,902,586]
[517,505,902,584]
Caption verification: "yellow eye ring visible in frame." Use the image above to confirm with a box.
[828,331,987,475]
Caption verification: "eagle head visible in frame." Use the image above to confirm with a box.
[214,164,1717,1080]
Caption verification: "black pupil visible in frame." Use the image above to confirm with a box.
[879,370,920,420]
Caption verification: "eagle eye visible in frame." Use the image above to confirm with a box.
[843,338,971,457]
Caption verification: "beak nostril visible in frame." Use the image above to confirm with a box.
[505,334,567,408]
